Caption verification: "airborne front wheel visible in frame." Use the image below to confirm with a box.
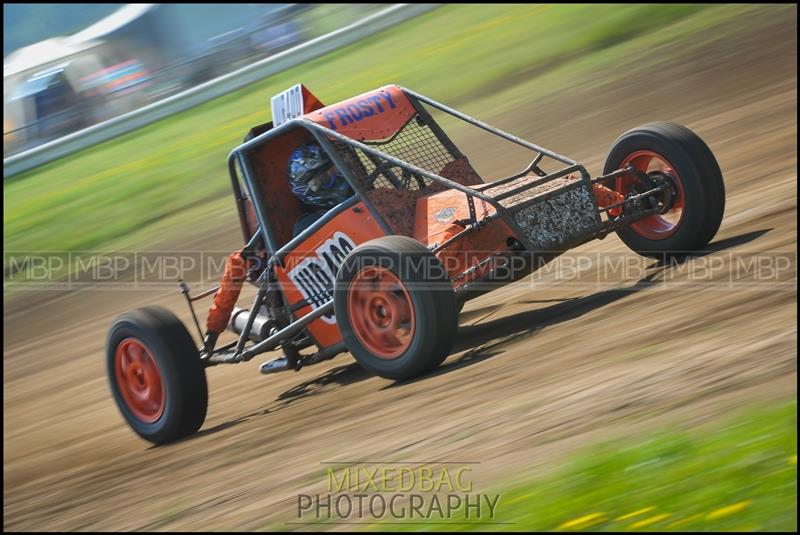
[106,306,208,444]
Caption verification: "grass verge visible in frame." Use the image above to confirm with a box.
[364,401,797,532]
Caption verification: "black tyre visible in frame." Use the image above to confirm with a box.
[106,306,208,444]
[603,122,725,257]
[334,235,459,381]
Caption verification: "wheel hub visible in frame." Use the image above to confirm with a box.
[347,266,416,359]
[646,170,678,214]
[618,150,686,240]
[115,338,165,423]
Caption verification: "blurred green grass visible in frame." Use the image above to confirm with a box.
[365,401,797,532]
[3,4,779,257]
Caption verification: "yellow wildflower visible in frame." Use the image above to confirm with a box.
[706,500,751,520]
[616,507,655,521]
[667,513,703,528]
[558,512,607,530]
[629,513,671,529]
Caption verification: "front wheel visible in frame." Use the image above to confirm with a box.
[603,122,725,257]
[334,236,459,381]
[106,306,208,444]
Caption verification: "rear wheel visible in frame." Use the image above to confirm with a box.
[603,122,725,257]
[334,236,459,381]
[106,306,207,444]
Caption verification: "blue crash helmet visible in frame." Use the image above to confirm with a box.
[287,142,353,209]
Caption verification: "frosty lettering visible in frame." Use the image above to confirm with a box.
[346,104,364,121]
[357,99,375,117]
[320,92,398,131]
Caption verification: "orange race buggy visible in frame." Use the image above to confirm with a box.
[106,85,725,444]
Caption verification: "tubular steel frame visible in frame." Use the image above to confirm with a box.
[212,86,672,365]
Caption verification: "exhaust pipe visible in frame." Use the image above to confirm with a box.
[228,306,273,341]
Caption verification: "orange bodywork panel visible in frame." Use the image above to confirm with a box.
[206,251,252,334]
[244,127,317,245]
[413,188,496,246]
[304,85,416,141]
[297,84,325,114]
[274,202,386,348]
[413,188,517,287]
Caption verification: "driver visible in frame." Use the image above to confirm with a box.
[287,142,354,236]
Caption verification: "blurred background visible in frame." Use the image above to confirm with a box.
[3,4,796,532]
[3,3,385,156]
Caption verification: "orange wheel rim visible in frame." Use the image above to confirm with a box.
[115,338,165,423]
[347,266,415,359]
[618,150,686,240]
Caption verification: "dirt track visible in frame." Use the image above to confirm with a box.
[4,13,797,531]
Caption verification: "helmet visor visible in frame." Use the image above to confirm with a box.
[306,163,342,192]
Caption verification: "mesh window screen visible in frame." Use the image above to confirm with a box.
[328,114,455,193]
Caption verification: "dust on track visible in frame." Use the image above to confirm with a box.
[4,13,796,531]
